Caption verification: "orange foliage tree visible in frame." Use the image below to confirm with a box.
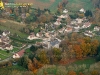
[73,44,83,59]
[68,71,77,75]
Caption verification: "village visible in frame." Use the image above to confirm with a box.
[27,8,100,49]
[0,8,100,60]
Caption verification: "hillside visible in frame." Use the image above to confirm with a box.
[8,0,62,11]
[7,0,94,12]
[66,0,94,11]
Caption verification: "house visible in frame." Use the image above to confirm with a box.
[21,13,26,19]
[64,27,73,33]
[42,38,61,49]
[58,15,65,18]
[54,20,61,26]
[0,31,13,50]
[58,28,65,34]
[63,9,68,14]
[71,20,77,25]
[82,22,91,28]
[13,53,20,59]
[36,32,43,38]
[84,31,94,37]
[63,14,68,18]
[94,26,100,31]
[27,35,36,40]
[74,25,80,30]
[50,39,61,48]
[75,18,83,24]
[44,32,50,38]
[5,44,13,50]
[57,18,62,21]
[2,30,10,36]
[27,32,37,40]
[79,8,85,13]
[13,50,25,59]
[0,42,5,50]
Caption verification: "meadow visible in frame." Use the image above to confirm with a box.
[0,19,27,38]
[66,0,94,11]
[8,0,94,12]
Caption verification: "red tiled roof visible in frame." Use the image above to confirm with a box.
[17,50,25,57]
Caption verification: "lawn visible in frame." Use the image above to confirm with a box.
[10,36,42,44]
[73,58,96,67]
[0,65,27,71]
[66,0,94,11]
[0,48,19,60]
[94,36,100,41]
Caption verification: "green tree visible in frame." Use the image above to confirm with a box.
[52,48,62,62]
[38,50,49,64]
[30,45,38,53]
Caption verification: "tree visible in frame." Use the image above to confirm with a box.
[38,15,47,23]
[73,44,83,59]
[90,40,99,56]
[30,45,38,53]
[80,42,91,57]
[93,9,100,25]
[85,10,92,17]
[18,55,29,69]
[38,50,49,64]
[91,70,99,75]
[60,40,69,50]
[68,71,77,75]
[52,48,62,62]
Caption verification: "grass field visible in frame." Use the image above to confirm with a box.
[13,0,62,12]
[0,48,19,60]
[66,0,94,11]
[8,0,94,12]
[37,58,96,74]
[0,19,28,38]
[72,58,96,69]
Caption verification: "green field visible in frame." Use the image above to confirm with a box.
[49,0,62,12]
[37,0,50,3]
[66,0,94,11]
[7,0,94,12]
[0,19,28,38]
[0,48,19,60]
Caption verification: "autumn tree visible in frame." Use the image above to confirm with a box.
[80,42,91,57]
[28,57,43,74]
[91,70,99,75]
[38,50,49,64]
[90,40,99,56]
[73,44,83,59]
[52,48,62,63]
[68,71,77,75]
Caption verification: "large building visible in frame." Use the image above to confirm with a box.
[0,0,4,9]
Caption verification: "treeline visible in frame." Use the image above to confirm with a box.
[16,33,100,74]
[0,33,100,74]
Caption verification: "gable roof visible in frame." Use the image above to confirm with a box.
[17,50,25,57]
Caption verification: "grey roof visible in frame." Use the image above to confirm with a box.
[50,39,60,46]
